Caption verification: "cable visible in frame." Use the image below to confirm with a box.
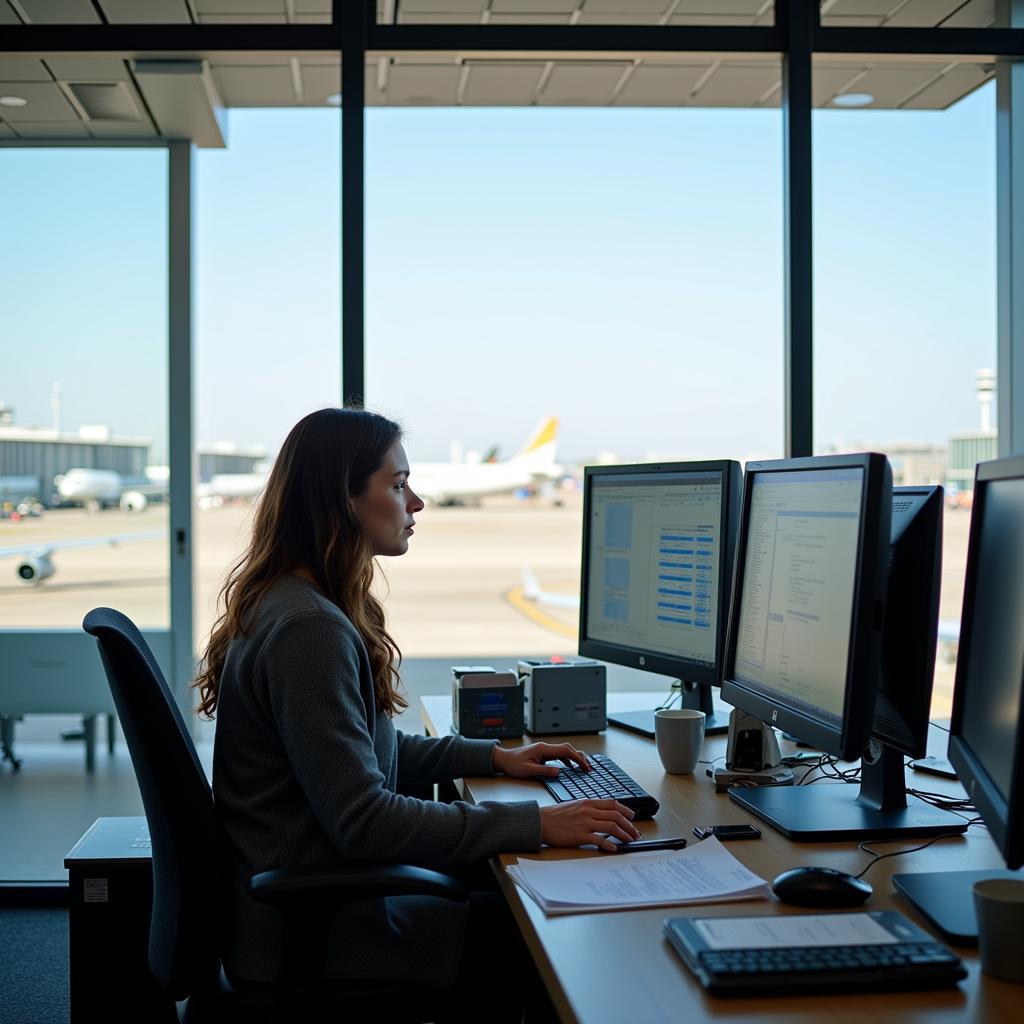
[853,818,985,880]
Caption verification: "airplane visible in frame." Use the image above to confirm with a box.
[196,472,269,510]
[55,467,167,513]
[412,417,563,506]
[0,531,165,585]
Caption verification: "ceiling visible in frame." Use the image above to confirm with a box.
[0,0,1000,146]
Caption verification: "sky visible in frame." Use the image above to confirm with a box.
[0,82,996,465]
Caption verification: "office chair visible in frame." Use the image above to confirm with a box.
[83,607,469,1023]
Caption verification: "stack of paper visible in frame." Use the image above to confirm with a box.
[507,836,770,915]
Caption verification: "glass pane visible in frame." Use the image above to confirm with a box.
[813,73,996,719]
[367,87,783,664]
[0,149,169,628]
[195,108,341,683]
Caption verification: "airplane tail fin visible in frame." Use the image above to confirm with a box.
[512,417,559,470]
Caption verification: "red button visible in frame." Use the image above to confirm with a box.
[482,717,504,727]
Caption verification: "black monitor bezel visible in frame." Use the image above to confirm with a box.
[578,459,742,686]
[721,453,892,761]
[948,455,1024,870]
[872,485,944,760]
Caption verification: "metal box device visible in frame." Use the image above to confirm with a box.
[518,659,607,735]
[451,666,524,739]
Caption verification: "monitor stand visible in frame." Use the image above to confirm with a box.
[607,681,729,739]
[892,868,1024,946]
[728,739,971,841]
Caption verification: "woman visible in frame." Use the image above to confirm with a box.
[195,408,640,999]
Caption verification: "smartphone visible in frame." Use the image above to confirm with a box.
[693,824,762,841]
[609,837,687,854]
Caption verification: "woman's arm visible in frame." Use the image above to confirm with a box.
[261,613,542,867]
[395,730,497,788]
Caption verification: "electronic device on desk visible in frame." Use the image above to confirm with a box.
[518,658,606,734]
[711,707,795,791]
[720,459,968,841]
[893,455,1024,945]
[540,752,660,820]
[663,911,966,996]
[578,459,742,738]
[451,667,523,739]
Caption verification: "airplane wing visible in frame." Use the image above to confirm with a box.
[0,532,165,559]
[0,531,166,584]
[521,567,580,610]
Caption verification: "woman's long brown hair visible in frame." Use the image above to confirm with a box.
[193,408,408,719]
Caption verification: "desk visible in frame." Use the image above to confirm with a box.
[422,692,1018,1024]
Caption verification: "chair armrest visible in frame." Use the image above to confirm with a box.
[247,861,469,913]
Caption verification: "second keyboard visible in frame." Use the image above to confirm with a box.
[541,752,660,819]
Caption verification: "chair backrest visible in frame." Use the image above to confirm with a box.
[83,607,221,1000]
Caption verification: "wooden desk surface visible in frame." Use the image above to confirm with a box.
[421,694,1018,1024]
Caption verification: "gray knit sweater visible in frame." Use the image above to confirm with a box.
[212,574,543,986]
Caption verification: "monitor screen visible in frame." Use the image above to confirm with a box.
[584,469,723,669]
[731,467,864,730]
[954,475,1024,818]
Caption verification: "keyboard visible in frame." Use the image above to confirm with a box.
[541,752,660,819]
[664,912,967,996]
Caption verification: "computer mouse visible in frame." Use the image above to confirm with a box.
[771,866,873,908]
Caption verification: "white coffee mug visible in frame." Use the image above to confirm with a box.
[973,878,1024,981]
[655,708,706,774]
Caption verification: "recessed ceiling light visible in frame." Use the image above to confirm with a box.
[832,92,875,108]
[0,95,28,107]
[326,92,342,106]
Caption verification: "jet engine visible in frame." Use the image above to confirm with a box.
[16,555,55,584]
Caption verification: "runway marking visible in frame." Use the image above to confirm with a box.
[503,585,578,640]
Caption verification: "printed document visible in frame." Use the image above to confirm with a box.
[507,836,769,915]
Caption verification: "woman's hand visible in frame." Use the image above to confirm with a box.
[540,800,641,851]
[492,742,590,779]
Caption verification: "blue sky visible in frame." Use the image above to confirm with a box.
[0,82,996,464]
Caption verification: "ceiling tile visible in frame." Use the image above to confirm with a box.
[195,0,285,11]
[901,63,992,108]
[294,13,330,21]
[386,64,462,104]
[212,64,295,104]
[813,64,867,105]
[488,14,572,23]
[490,0,577,11]
[942,0,994,28]
[539,62,631,105]
[615,63,711,105]
[674,0,764,12]
[575,14,663,23]
[400,0,486,10]
[463,62,544,104]
[0,2,22,22]
[198,14,287,22]
[0,81,78,120]
[87,119,159,138]
[46,58,129,81]
[852,65,945,106]
[300,63,341,104]
[582,0,671,11]
[0,122,15,136]
[295,0,330,10]
[396,12,483,21]
[10,121,91,137]
[18,0,100,22]
[691,63,781,106]
[99,0,192,21]
[0,60,52,81]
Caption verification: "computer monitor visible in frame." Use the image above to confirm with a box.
[578,460,742,736]
[894,455,1024,944]
[721,455,968,840]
